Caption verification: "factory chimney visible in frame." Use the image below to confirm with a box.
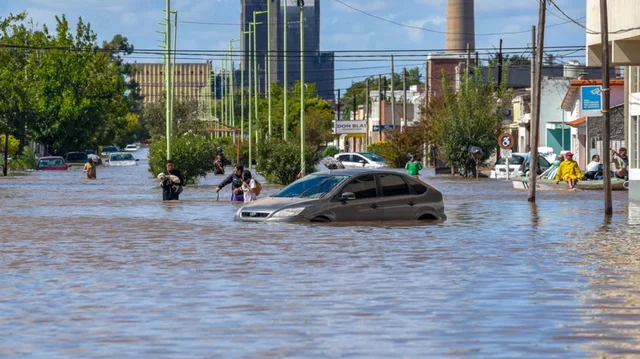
[445,0,475,53]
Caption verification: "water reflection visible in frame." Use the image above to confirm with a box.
[1,161,639,358]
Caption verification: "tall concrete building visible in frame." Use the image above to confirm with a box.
[445,0,475,52]
[240,0,334,101]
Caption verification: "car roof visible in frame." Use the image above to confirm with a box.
[40,156,64,159]
[312,168,405,176]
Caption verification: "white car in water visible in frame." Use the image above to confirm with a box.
[334,152,388,169]
[106,152,138,166]
[124,144,139,152]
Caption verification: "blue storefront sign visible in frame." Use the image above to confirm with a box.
[580,85,602,117]
[372,125,395,131]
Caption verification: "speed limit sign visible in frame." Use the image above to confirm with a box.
[498,133,514,150]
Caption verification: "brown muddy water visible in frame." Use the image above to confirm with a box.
[2,148,640,358]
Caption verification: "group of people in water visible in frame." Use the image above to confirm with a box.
[531,147,629,190]
[159,156,261,203]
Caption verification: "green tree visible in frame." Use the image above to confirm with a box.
[432,67,511,176]
[252,81,335,148]
[142,96,204,139]
[148,134,216,185]
[0,134,20,156]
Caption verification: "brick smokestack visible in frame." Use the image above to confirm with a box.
[445,0,475,53]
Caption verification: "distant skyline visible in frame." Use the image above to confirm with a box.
[2,0,588,94]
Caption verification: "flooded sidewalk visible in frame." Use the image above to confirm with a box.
[1,155,640,358]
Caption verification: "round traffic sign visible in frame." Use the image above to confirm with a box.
[498,133,514,150]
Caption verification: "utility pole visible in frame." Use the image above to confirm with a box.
[3,121,8,176]
[530,25,535,152]
[299,0,305,175]
[213,68,217,121]
[391,55,396,130]
[365,78,370,147]
[247,27,253,168]
[335,88,340,144]
[283,0,289,140]
[600,0,612,214]
[424,60,429,168]
[529,2,546,202]
[378,74,382,141]
[403,67,407,130]
[267,0,272,138]
[498,39,503,87]
[252,20,262,132]
[165,0,172,160]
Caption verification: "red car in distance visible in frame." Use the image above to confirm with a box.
[36,156,68,171]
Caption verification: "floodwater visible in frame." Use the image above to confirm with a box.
[2,148,640,358]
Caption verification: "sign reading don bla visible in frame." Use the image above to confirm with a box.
[333,120,367,134]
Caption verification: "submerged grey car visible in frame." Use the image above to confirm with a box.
[235,169,446,222]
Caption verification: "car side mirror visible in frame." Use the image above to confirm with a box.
[136,159,139,161]
[340,192,356,202]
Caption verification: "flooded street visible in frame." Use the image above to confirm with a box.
[2,149,640,358]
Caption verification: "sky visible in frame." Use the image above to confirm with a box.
[2,0,589,95]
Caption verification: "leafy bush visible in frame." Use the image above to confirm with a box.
[322,145,339,158]
[378,127,426,168]
[148,135,216,184]
[256,139,317,185]
[367,141,388,156]
[9,146,38,171]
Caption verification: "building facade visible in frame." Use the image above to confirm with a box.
[240,0,334,101]
[132,63,212,104]
[586,0,640,200]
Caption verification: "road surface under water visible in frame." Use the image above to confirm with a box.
[2,148,640,358]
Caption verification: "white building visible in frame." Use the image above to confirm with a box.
[586,0,640,201]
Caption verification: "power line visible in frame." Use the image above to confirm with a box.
[547,0,640,35]
[333,0,580,36]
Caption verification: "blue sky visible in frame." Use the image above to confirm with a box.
[2,0,588,93]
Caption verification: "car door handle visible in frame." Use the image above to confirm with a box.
[408,201,415,206]
[370,204,379,209]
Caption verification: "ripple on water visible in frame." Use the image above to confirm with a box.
[1,160,640,358]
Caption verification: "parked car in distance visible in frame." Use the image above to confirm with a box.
[124,144,139,152]
[65,152,88,167]
[334,152,387,168]
[100,145,119,157]
[36,156,68,171]
[106,152,138,166]
[491,153,551,179]
[235,169,446,223]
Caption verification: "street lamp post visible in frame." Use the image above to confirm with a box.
[299,0,305,175]
[283,0,289,140]
[165,0,172,160]
[230,39,240,139]
[267,0,273,138]
[252,11,267,133]
[243,27,253,167]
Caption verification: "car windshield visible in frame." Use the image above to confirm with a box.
[273,175,349,198]
[112,154,134,161]
[496,156,524,165]
[102,146,117,152]
[66,153,87,161]
[360,152,384,162]
[126,145,136,148]
[39,159,64,167]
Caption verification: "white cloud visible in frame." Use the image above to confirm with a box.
[405,16,447,43]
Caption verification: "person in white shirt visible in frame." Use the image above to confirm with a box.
[241,170,257,203]
[584,154,603,180]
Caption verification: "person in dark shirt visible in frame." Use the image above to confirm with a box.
[216,164,244,202]
[161,160,185,201]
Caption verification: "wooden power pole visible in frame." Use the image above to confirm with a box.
[600,0,613,214]
[529,1,546,202]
